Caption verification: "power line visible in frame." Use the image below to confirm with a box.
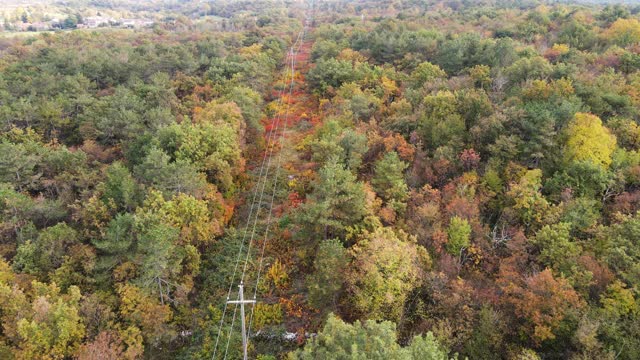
[211,33,295,360]
[211,1,313,358]
[223,23,308,360]
[247,0,315,338]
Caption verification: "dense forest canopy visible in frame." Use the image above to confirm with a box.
[1,0,640,359]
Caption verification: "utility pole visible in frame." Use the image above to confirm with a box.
[227,282,256,360]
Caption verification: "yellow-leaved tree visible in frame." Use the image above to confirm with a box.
[604,18,640,47]
[563,112,617,168]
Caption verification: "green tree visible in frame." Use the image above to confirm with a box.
[560,197,601,236]
[557,20,597,50]
[311,40,343,62]
[506,169,555,231]
[159,102,244,192]
[446,216,471,256]
[418,91,466,151]
[307,239,349,311]
[291,314,451,360]
[597,5,630,24]
[134,147,208,197]
[347,227,427,322]
[371,151,408,204]
[464,306,505,360]
[62,16,78,29]
[545,160,614,199]
[90,87,145,145]
[13,223,80,278]
[307,59,358,95]
[435,33,484,74]
[599,212,640,289]
[505,57,552,85]
[0,141,42,191]
[532,223,581,276]
[297,157,367,239]
[339,86,381,122]
[309,122,368,172]
[92,213,136,277]
[410,61,446,89]
[133,208,183,305]
[101,162,140,212]
[222,86,264,134]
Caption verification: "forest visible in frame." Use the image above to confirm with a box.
[1,0,640,359]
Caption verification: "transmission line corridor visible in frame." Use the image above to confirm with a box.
[210,1,317,358]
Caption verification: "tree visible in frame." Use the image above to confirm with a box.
[307,58,358,95]
[0,141,42,191]
[76,331,125,360]
[557,20,597,50]
[469,65,491,89]
[291,314,451,360]
[337,129,368,171]
[446,216,471,256]
[346,227,427,322]
[155,192,222,246]
[0,278,86,360]
[410,61,446,89]
[499,269,584,345]
[132,191,201,304]
[505,57,552,85]
[333,83,383,123]
[560,197,601,236]
[599,212,640,289]
[435,33,485,74]
[307,239,349,311]
[545,160,614,199]
[349,20,418,64]
[134,147,208,197]
[463,306,506,360]
[563,113,617,169]
[371,151,408,204]
[297,158,367,240]
[597,5,630,25]
[51,244,96,292]
[133,209,182,304]
[90,87,145,145]
[222,86,264,134]
[604,18,640,47]
[456,89,493,129]
[92,213,136,278]
[600,280,638,319]
[596,279,640,360]
[506,169,555,231]
[101,162,140,212]
[62,16,78,29]
[418,91,466,151]
[158,102,244,192]
[117,284,173,346]
[311,40,343,62]
[13,223,80,278]
[309,122,368,172]
[531,223,581,276]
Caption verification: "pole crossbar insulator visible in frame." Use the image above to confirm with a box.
[227,283,256,360]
